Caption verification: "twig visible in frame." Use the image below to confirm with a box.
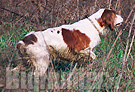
[108,0,112,9]
[124,4,135,25]
[43,0,47,24]
[0,7,24,17]
[115,0,121,14]
[125,30,135,61]
[0,7,35,23]
[77,0,80,20]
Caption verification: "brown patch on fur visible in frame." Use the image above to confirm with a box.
[62,28,90,52]
[22,34,37,45]
[57,31,60,34]
[97,9,116,30]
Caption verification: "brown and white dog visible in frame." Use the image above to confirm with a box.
[17,9,123,75]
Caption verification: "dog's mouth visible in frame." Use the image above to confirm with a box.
[116,23,122,26]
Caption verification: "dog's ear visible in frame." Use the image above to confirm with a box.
[101,9,116,31]
[22,34,38,45]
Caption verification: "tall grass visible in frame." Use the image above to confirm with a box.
[0,20,134,92]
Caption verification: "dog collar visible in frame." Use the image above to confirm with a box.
[87,18,100,34]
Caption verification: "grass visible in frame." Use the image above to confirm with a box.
[0,21,134,92]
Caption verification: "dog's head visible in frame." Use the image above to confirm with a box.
[97,9,123,31]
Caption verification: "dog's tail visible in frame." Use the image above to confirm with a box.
[10,41,26,71]
[17,41,25,49]
[16,39,50,76]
